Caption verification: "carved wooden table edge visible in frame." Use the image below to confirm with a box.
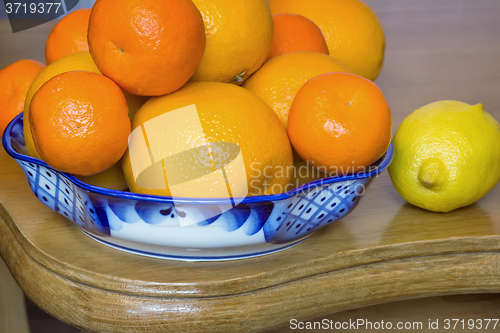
[2,209,500,333]
[2,197,500,298]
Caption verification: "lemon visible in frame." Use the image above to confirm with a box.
[388,100,500,212]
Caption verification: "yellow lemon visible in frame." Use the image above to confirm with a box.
[389,101,500,212]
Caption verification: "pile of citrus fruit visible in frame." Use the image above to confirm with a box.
[1,0,393,199]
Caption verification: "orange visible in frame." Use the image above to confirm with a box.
[45,9,91,65]
[243,51,350,129]
[269,0,385,81]
[288,72,392,175]
[267,13,328,61]
[190,0,273,84]
[88,0,206,96]
[122,82,293,198]
[29,71,131,176]
[0,59,44,137]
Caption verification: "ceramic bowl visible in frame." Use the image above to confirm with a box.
[3,113,393,261]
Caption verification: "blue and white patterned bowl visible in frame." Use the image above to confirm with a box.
[3,113,393,261]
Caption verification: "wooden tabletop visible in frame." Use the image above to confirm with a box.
[1,1,500,332]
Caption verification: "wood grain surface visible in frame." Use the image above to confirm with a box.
[1,0,500,332]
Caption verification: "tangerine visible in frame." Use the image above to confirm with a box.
[88,0,206,96]
[29,71,131,176]
[45,9,91,65]
[23,52,147,190]
[288,72,392,175]
[267,13,328,61]
[190,0,273,84]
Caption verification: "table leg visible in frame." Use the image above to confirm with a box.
[0,258,30,333]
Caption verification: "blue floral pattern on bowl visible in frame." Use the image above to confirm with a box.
[3,114,393,261]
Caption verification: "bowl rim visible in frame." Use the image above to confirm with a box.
[3,113,394,205]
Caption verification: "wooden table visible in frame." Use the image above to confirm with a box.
[1,1,500,332]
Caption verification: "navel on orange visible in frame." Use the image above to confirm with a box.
[29,71,131,176]
[288,72,392,175]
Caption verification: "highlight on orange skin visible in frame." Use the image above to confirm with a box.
[29,71,131,176]
[287,72,392,175]
[267,13,329,61]
[0,59,45,136]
